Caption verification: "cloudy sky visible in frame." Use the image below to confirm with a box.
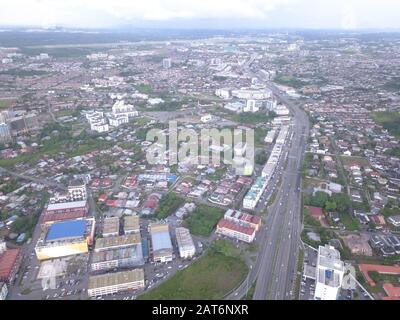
[0,0,399,30]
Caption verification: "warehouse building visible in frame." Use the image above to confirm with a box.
[88,269,145,297]
[216,219,256,243]
[175,227,196,259]
[91,245,144,272]
[123,216,140,234]
[103,217,120,237]
[94,234,141,252]
[35,218,95,261]
[149,223,173,263]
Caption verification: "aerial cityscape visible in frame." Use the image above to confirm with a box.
[0,0,400,305]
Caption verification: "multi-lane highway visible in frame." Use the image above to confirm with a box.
[225,83,310,300]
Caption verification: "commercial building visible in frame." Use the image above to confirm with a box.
[35,218,95,261]
[41,200,88,224]
[149,223,173,263]
[123,216,140,234]
[276,126,289,144]
[91,245,144,272]
[0,248,22,284]
[264,130,276,143]
[102,217,120,237]
[175,227,196,259]
[314,245,345,300]
[216,219,256,243]
[231,89,272,100]
[88,269,145,297]
[94,234,141,252]
[68,179,87,201]
[243,177,267,210]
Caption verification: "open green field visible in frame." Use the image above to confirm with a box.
[139,240,248,300]
[183,205,224,237]
[0,99,14,109]
[371,111,400,137]
[274,75,307,88]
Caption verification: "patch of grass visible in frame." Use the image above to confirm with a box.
[371,111,400,137]
[154,193,184,220]
[183,205,224,237]
[274,75,307,88]
[338,212,359,231]
[139,240,248,300]
[136,83,153,94]
[294,249,304,299]
[20,288,32,295]
[340,156,370,168]
[0,99,14,109]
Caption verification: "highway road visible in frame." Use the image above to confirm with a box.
[225,83,310,300]
[0,166,67,191]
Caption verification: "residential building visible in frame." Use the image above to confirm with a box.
[0,123,12,143]
[162,58,172,69]
[0,282,7,300]
[216,219,256,243]
[388,216,400,228]
[314,245,345,300]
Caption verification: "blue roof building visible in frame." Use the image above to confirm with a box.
[46,219,87,242]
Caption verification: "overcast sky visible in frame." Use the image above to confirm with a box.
[0,0,399,30]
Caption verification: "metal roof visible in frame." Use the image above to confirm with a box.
[151,230,173,252]
[46,220,87,241]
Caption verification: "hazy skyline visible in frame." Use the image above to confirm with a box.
[0,0,400,30]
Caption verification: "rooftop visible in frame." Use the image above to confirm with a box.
[103,217,120,235]
[0,248,21,281]
[95,234,141,251]
[217,219,256,236]
[47,200,87,211]
[46,220,87,242]
[88,269,144,289]
[124,216,140,232]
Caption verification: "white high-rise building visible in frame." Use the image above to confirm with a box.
[244,100,261,113]
[162,58,172,69]
[0,123,12,143]
[314,245,345,300]
[175,227,196,259]
[215,88,231,99]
